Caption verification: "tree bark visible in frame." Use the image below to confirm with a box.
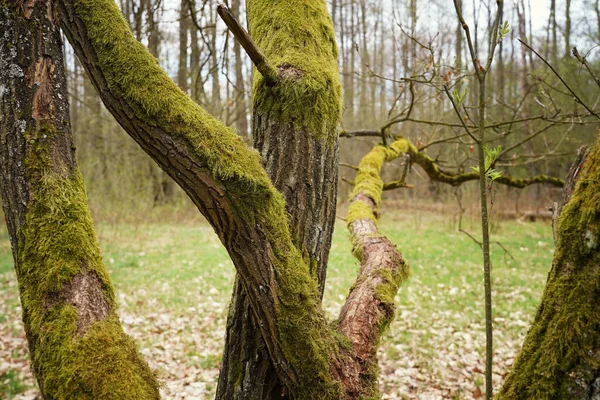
[499,135,600,399]
[0,2,159,398]
[217,0,342,397]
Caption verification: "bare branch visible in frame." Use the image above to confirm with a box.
[518,38,600,119]
[572,47,600,89]
[216,4,277,85]
[452,0,482,80]
[443,85,479,142]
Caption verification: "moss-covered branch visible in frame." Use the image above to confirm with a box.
[342,135,564,190]
[339,140,410,397]
[408,148,565,188]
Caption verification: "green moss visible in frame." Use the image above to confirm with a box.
[230,359,243,389]
[498,136,600,399]
[347,139,412,227]
[248,0,342,141]
[17,125,159,398]
[19,125,114,330]
[74,0,275,202]
[35,310,159,399]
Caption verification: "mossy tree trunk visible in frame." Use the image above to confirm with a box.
[498,134,600,399]
[0,2,159,398]
[217,0,341,397]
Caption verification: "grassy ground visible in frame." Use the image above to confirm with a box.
[0,206,554,399]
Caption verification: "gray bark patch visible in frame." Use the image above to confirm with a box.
[61,270,110,335]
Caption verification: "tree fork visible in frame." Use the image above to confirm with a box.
[55,0,381,397]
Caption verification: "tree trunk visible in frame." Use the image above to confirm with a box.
[0,2,159,398]
[550,0,558,67]
[190,14,203,103]
[177,0,189,93]
[217,0,342,397]
[143,0,173,205]
[231,0,248,138]
[565,0,572,59]
[499,135,600,399]
[209,7,221,115]
[144,0,159,58]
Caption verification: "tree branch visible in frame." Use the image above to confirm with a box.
[518,38,600,119]
[443,85,479,142]
[572,46,600,89]
[216,4,277,85]
[340,139,410,387]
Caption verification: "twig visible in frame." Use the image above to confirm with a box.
[339,163,359,171]
[572,47,600,89]
[443,85,479,143]
[518,38,600,119]
[216,4,277,85]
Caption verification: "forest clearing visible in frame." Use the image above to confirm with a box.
[1,209,555,399]
[1,0,599,398]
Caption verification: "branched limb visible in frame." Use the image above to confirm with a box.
[340,139,411,395]
[518,38,600,119]
[572,47,600,89]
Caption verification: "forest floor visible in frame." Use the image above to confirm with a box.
[0,206,554,399]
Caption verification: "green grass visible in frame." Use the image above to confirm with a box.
[0,208,554,398]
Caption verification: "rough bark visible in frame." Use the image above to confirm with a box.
[342,140,410,397]
[217,0,342,397]
[0,2,159,398]
[499,134,600,399]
